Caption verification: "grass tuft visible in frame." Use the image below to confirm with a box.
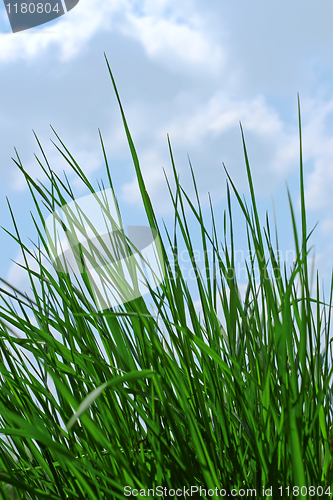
[0,58,332,499]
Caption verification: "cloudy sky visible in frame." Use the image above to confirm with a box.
[1,0,333,306]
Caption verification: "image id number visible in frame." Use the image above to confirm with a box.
[6,2,61,14]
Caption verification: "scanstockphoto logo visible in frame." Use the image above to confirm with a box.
[45,189,165,311]
[3,0,80,33]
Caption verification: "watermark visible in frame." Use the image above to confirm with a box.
[3,0,80,33]
[123,485,330,497]
[166,247,296,266]
[45,189,165,311]
[123,485,271,497]
[164,246,297,283]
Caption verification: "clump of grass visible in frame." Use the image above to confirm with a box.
[0,55,332,499]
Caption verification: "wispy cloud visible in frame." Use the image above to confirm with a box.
[2,0,333,287]
[0,0,128,63]
[122,12,225,75]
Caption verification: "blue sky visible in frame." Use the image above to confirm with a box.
[1,0,333,308]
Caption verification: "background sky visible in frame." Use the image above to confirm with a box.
[1,0,333,312]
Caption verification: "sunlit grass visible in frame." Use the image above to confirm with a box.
[0,55,332,499]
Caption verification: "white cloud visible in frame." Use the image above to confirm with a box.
[0,0,127,63]
[117,91,301,213]
[295,97,333,211]
[2,0,333,292]
[122,12,225,75]
[167,93,286,143]
[121,148,172,210]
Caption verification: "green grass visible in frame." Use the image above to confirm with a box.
[0,55,332,499]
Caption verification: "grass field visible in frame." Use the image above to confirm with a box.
[0,56,332,499]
